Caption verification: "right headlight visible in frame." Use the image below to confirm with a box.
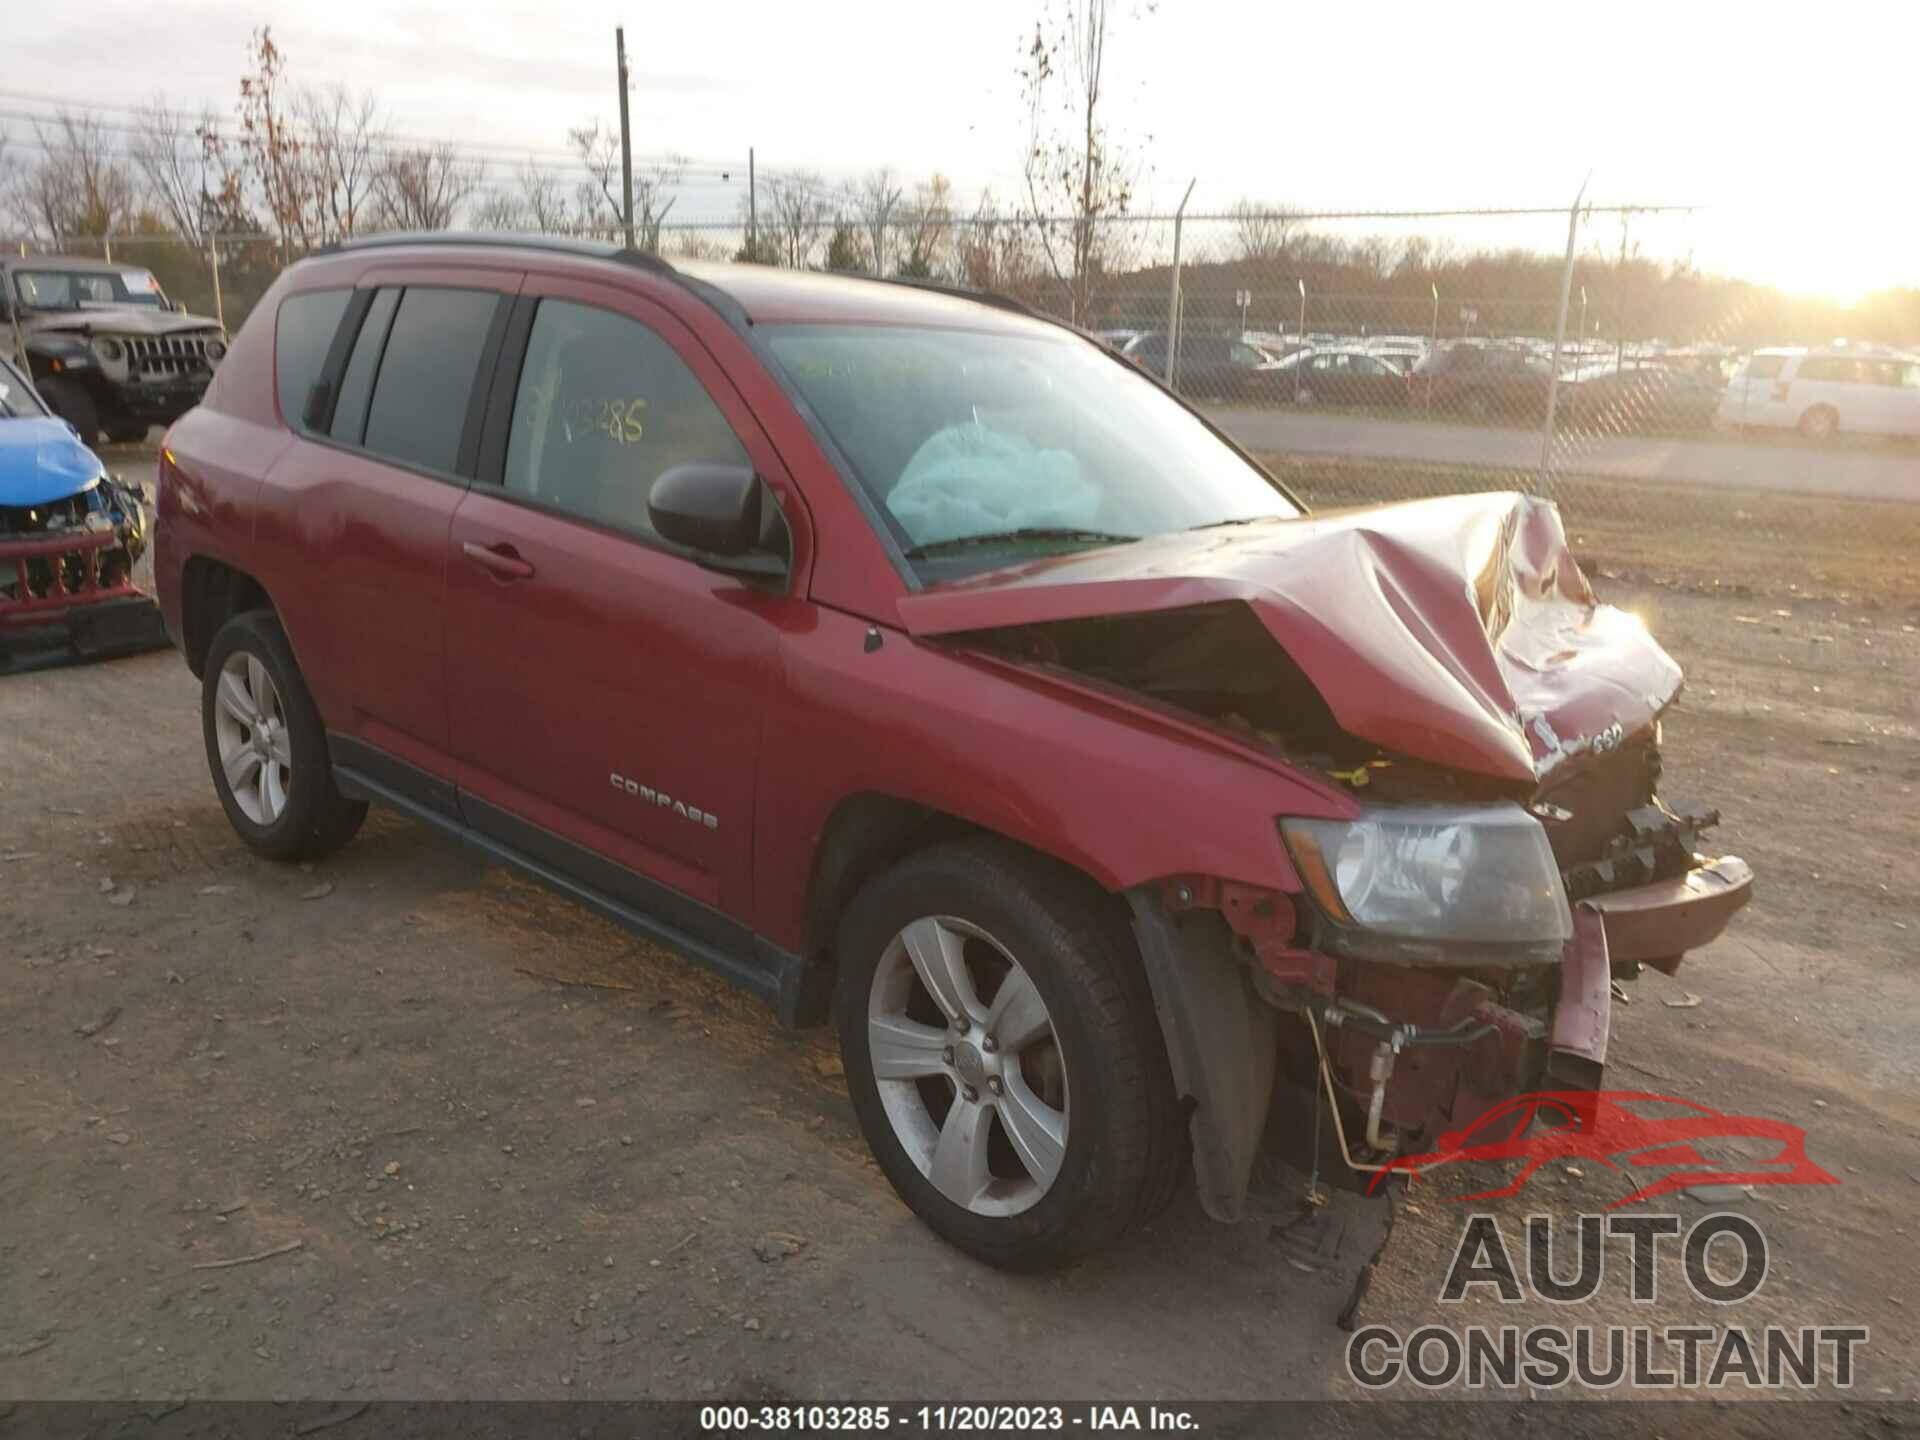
[1280,803,1572,967]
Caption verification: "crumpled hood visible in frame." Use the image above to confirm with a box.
[897,491,1682,787]
[0,417,107,507]
[26,307,220,338]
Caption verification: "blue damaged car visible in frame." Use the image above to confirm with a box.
[0,353,163,672]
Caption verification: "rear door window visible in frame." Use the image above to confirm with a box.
[361,288,502,474]
[275,289,352,430]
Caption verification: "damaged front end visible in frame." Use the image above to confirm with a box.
[903,490,1752,1218]
[1,416,165,673]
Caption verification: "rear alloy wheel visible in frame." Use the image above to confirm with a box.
[1798,406,1838,441]
[213,649,293,827]
[835,842,1184,1270]
[202,610,367,862]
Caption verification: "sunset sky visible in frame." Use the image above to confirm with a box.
[7,0,1913,299]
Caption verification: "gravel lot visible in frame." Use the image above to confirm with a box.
[2,447,1915,1425]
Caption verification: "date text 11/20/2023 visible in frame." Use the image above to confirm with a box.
[698,1405,1200,1432]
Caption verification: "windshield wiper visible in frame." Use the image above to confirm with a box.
[903,527,1140,559]
[1186,515,1279,532]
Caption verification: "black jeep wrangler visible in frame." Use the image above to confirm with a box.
[1,255,227,445]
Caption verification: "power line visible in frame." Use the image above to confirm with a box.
[0,94,746,180]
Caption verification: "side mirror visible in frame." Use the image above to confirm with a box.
[649,462,769,559]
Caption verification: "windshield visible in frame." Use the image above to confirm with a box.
[764,324,1300,577]
[0,361,48,418]
[12,268,166,310]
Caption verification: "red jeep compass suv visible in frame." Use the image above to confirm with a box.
[153,236,1751,1268]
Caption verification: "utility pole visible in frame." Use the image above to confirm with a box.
[748,147,757,258]
[615,27,635,249]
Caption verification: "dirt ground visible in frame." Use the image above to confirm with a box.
[2,450,1916,1421]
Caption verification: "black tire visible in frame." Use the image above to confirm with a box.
[39,377,101,446]
[106,418,151,445]
[835,840,1185,1270]
[201,609,366,863]
[1797,405,1838,441]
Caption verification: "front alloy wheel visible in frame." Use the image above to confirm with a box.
[868,916,1068,1217]
[835,842,1185,1270]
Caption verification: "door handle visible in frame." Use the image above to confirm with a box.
[461,540,535,581]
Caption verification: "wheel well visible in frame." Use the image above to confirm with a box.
[796,792,1134,1026]
[180,557,275,678]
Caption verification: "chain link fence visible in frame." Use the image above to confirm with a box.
[15,201,1917,602]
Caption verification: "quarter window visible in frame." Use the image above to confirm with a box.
[502,299,750,541]
[275,289,351,431]
[361,287,501,474]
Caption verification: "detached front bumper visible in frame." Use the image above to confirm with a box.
[1126,853,1753,1222]
[1585,854,1753,973]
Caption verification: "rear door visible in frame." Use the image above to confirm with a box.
[254,273,515,785]
[443,277,795,939]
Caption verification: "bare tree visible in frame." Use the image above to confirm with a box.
[130,98,245,249]
[855,167,904,279]
[1229,199,1299,262]
[766,172,832,269]
[372,143,481,231]
[468,187,529,232]
[956,190,1040,293]
[566,120,682,250]
[516,161,575,233]
[298,84,383,243]
[237,27,316,259]
[897,173,954,277]
[17,111,136,245]
[1018,0,1141,322]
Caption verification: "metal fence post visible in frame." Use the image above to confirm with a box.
[1539,173,1591,480]
[1428,281,1439,410]
[1294,279,1307,404]
[1166,179,1196,389]
[209,236,225,332]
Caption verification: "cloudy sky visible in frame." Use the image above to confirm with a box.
[8,0,1914,296]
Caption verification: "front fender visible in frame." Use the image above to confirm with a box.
[1126,890,1276,1222]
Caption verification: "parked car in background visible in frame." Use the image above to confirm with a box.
[1,255,227,447]
[153,236,1749,1269]
[1409,340,1555,423]
[1562,364,1723,433]
[0,352,162,671]
[1362,337,1426,373]
[1717,345,1920,440]
[1120,331,1279,401]
[1266,348,1409,407]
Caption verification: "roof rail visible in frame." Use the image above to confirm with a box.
[313,231,679,279]
[863,273,1042,321]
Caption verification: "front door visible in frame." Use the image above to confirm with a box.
[444,279,795,939]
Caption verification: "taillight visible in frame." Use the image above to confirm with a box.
[1771,381,1790,402]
